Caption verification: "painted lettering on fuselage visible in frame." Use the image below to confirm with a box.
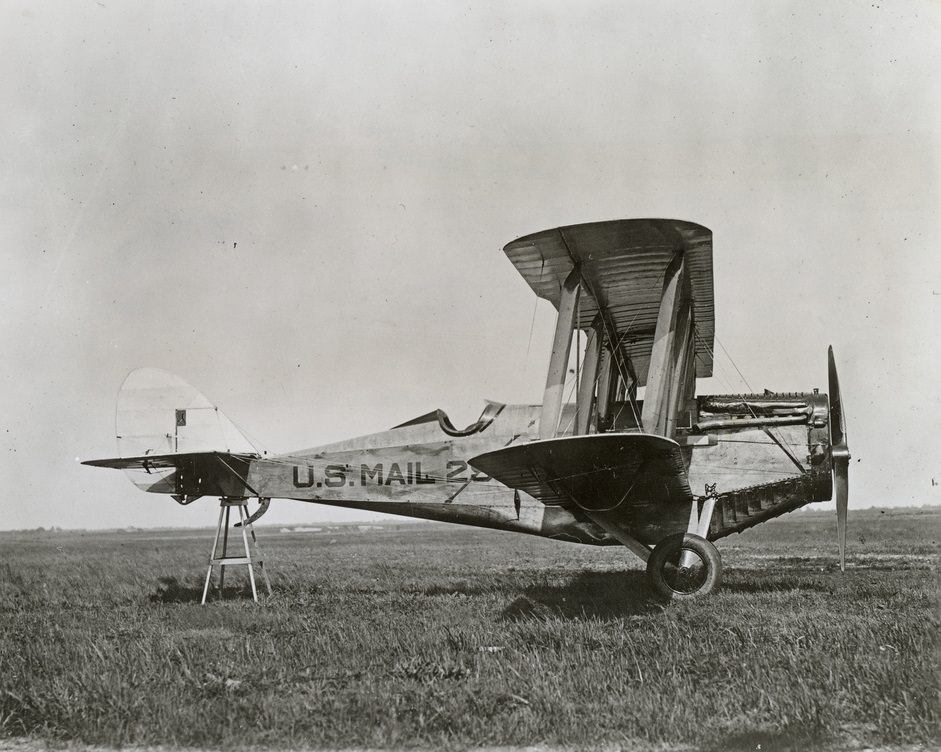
[291,461,490,489]
[292,466,315,488]
[446,460,491,483]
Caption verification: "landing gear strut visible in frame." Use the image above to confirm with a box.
[646,533,722,599]
[646,488,723,599]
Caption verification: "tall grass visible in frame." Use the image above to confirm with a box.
[1,508,938,749]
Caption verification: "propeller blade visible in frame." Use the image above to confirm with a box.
[834,456,849,572]
[828,346,847,450]
[828,346,851,572]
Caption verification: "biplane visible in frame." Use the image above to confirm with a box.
[85,218,850,598]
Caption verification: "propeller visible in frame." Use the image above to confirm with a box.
[828,346,850,572]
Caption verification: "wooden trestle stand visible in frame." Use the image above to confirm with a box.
[201,497,272,604]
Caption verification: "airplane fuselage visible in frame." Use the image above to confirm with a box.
[144,391,833,546]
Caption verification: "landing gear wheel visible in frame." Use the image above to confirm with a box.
[646,533,722,599]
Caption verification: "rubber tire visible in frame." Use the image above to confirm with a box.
[646,533,722,599]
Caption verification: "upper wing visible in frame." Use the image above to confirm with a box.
[469,433,692,510]
[503,218,714,387]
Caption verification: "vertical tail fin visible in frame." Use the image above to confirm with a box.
[108,368,258,494]
[116,367,257,457]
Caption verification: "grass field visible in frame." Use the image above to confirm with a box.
[1,506,938,751]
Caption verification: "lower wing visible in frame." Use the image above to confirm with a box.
[469,433,691,510]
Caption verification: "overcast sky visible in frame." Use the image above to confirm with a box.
[1,0,938,531]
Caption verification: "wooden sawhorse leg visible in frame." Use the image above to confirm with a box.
[201,498,272,604]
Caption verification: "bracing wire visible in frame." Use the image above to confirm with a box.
[694,329,803,461]
[523,256,546,384]
[716,335,755,394]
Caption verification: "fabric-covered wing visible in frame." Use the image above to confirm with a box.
[503,218,713,387]
[469,433,692,510]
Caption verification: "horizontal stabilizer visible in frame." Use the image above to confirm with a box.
[469,433,692,511]
[82,451,260,498]
[82,451,258,471]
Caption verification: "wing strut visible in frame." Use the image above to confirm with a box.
[574,326,602,435]
[641,250,695,438]
[539,267,581,439]
[582,511,651,562]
